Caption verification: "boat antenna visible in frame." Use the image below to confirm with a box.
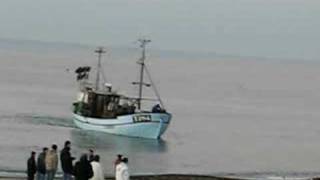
[136,38,151,110]
[94,47,106,91]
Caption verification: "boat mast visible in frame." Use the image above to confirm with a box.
[94,47,106,91]
[137,39,151,110]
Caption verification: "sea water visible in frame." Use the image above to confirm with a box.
[1,41,320,178]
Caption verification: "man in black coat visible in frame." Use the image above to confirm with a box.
[60,141,75,180]
[27,151,37,180]
[37,147,48,180]
[73,154,93,180]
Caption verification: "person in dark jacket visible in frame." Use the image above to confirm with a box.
[27,151,37,180]
[37,147,48,180]
[74,154,93,180]
[60,141,75,180]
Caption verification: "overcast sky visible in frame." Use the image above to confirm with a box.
[0,0,319,60]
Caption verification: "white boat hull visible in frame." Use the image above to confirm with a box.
[72,113,171,139]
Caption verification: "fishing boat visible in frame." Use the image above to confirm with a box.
[72,39,172,139]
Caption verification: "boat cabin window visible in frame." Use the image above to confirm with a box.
[74,91,136,118]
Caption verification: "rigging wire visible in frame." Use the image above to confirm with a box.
[144,64,165,109]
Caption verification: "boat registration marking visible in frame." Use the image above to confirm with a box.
[133,115,152,123]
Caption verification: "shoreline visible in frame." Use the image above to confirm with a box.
[0,174,248,180]
[0,174,316,180]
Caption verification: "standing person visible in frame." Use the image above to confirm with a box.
[60,141,75,180]
[113,154,122,172]
[46,144,58,180]
[88,149,94,162]
[115,157,129,180]
[37,147,48,180]
[90,155,104,180]
[74,154,93,180]
[27,151,37,180]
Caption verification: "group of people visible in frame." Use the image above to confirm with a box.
[27,140,130,180]
[27,144,58,180]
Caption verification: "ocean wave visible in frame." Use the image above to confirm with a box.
[0,114,75,128]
